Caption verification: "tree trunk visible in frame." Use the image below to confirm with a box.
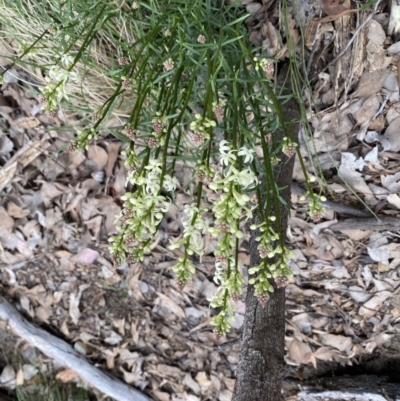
[233,63,300,401]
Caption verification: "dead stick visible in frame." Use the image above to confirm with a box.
[330,216,400,231]
[0,297,152,401]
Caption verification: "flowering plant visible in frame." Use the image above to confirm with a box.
[1,0,326,339]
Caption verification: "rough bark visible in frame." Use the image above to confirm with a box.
[233,64,300,401]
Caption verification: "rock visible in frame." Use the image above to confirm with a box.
[246,2,262,14]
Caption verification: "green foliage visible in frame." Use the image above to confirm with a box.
[0,0,326,337]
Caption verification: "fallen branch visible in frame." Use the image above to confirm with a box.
[0,296,152,401]
[330,216,400,231]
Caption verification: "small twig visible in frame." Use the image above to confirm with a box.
[306,39,320,77]
[217,337,242,350]
[373,93,390,120]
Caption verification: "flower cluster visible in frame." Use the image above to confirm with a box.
[211,312,231,341]
[298,176,327,222]
[163,58,174,71]
[169,204,208,257]
[300,188,327,222]
[65,128,98,152]
[123,149,140,175]
[271,155,281,166]
[149,113,168,146]
[282,136,297,158]
[122,77,133,90]
[248,220,294,307]
[169,204,209,288]
[209,141,257,239]
[308,198,326,222]
[254,56,275,79]
[39,82,63,115]
[123,124,136,141]
[253,57,266,71]
[152,113,168,133]
[212,100,226,123]
[251,218,279,258]
[109,159,178,266]
[197,35,206,44]
[189,113,216,145]
[208,140,258,338]
[39,54,78,115]
[248,257,293,307]
[173,257,196,291]
[147,137,159,148]
[195,163,215,182]
[210,259,245,338]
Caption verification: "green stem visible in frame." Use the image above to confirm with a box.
[1,28,49,76]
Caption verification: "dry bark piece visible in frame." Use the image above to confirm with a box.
[322,0,350,16]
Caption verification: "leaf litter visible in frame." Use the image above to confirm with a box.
[1,0,400,400]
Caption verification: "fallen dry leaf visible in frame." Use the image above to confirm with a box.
[364,332,393,353]
[70,247,99,264]
[319,334,352,352]
[56,368,79,383]
[69,293,81,325]
[288,338,316,367]
[383,116,400,152]
[88,144,108,171]
[356,69,391,99]
[152,390,171,401]
[183,373,201,395]
[322,0,350,15]
[9,116,40,130]
[105,142,120,177]
[348,286,372,303]
[154,292,185,318]
[0,365,16,389]
[359,291,392,318]
[314,346,336,361]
